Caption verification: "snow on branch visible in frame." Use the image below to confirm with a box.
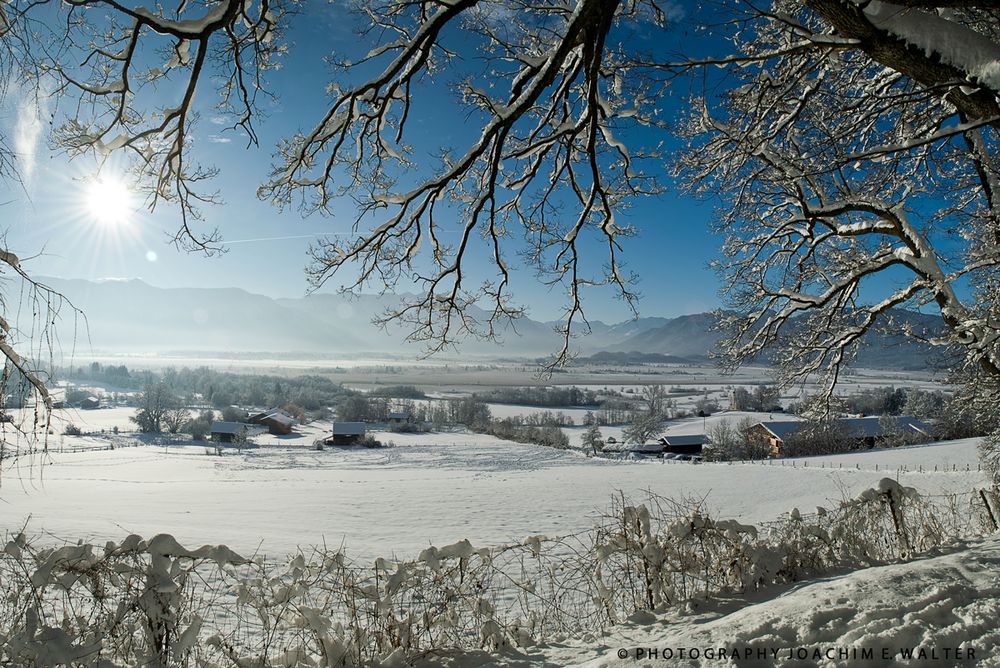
[680,1,1000,391]
[0,242,85,450]
[260,0,664,367]
[857,0,1000,93]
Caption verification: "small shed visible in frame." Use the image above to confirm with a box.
[387,411,413,425]
[327,421,367,446]
[659,434,710,456]
[249,408,297,435]
[601,440,627,454]
[79,396,100,410]
[625,442,665,457]
[211,421,250,443]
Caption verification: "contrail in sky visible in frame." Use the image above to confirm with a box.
[220,233,350,245]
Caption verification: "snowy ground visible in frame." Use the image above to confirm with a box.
[1,362,983,664]
[5,406,140,437]
[2,397,994,666]
[0,432,985,561]
[483,402,594,424]
[442,537,999,667]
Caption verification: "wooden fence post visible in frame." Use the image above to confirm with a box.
[980,489,999,532]
[884,490,910,556]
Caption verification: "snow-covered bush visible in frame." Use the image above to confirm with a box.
[588,481,992,620]
[0,532,244,666]
[0,531,592,665]
[1,483,991,666]
[979,428,1000,489]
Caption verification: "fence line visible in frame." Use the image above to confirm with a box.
[657,457,982,474]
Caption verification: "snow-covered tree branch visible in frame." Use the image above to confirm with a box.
[259,0,668,366]
[677,0,1000,395]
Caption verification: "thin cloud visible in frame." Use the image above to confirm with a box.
[220,233,346,245]
[207,134,232,143]
[12,82,49,186]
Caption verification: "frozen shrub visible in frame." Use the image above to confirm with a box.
[979,428,1000,489]
[0,483,990,666]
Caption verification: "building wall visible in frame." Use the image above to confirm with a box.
[746,425,782,457]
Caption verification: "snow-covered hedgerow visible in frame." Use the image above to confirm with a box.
[1,482,996,666]
[591,480,998,620]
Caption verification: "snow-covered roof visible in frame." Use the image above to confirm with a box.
[261,410,297,427]
[756,416,931,442]
[626,443,665,454]
[840,416,932,438]
[211,421,248,434]
[659,434,710,447]
[332,422,366,436]
[756,420,807,441]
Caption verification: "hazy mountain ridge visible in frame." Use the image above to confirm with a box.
[40,278,944,369]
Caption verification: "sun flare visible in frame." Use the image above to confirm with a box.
[85,175,135,226]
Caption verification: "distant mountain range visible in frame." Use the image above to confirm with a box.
[37,277,946,369]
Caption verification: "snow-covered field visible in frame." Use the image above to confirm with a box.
[2,382,995,666]
[7,406,140,436]
[0,430,985,561]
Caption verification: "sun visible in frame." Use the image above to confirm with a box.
[85,175,135,226]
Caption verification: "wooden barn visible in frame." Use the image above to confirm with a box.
[747,421,806,457]
[751,416,933,456]
[249,408,297,435]
[658,434,710,456]
[326,422,367,446]
[210,421,250,443]
[386,411,413,425]
[79,396,100,410]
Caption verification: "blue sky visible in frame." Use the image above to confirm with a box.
[0,2,725,325]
